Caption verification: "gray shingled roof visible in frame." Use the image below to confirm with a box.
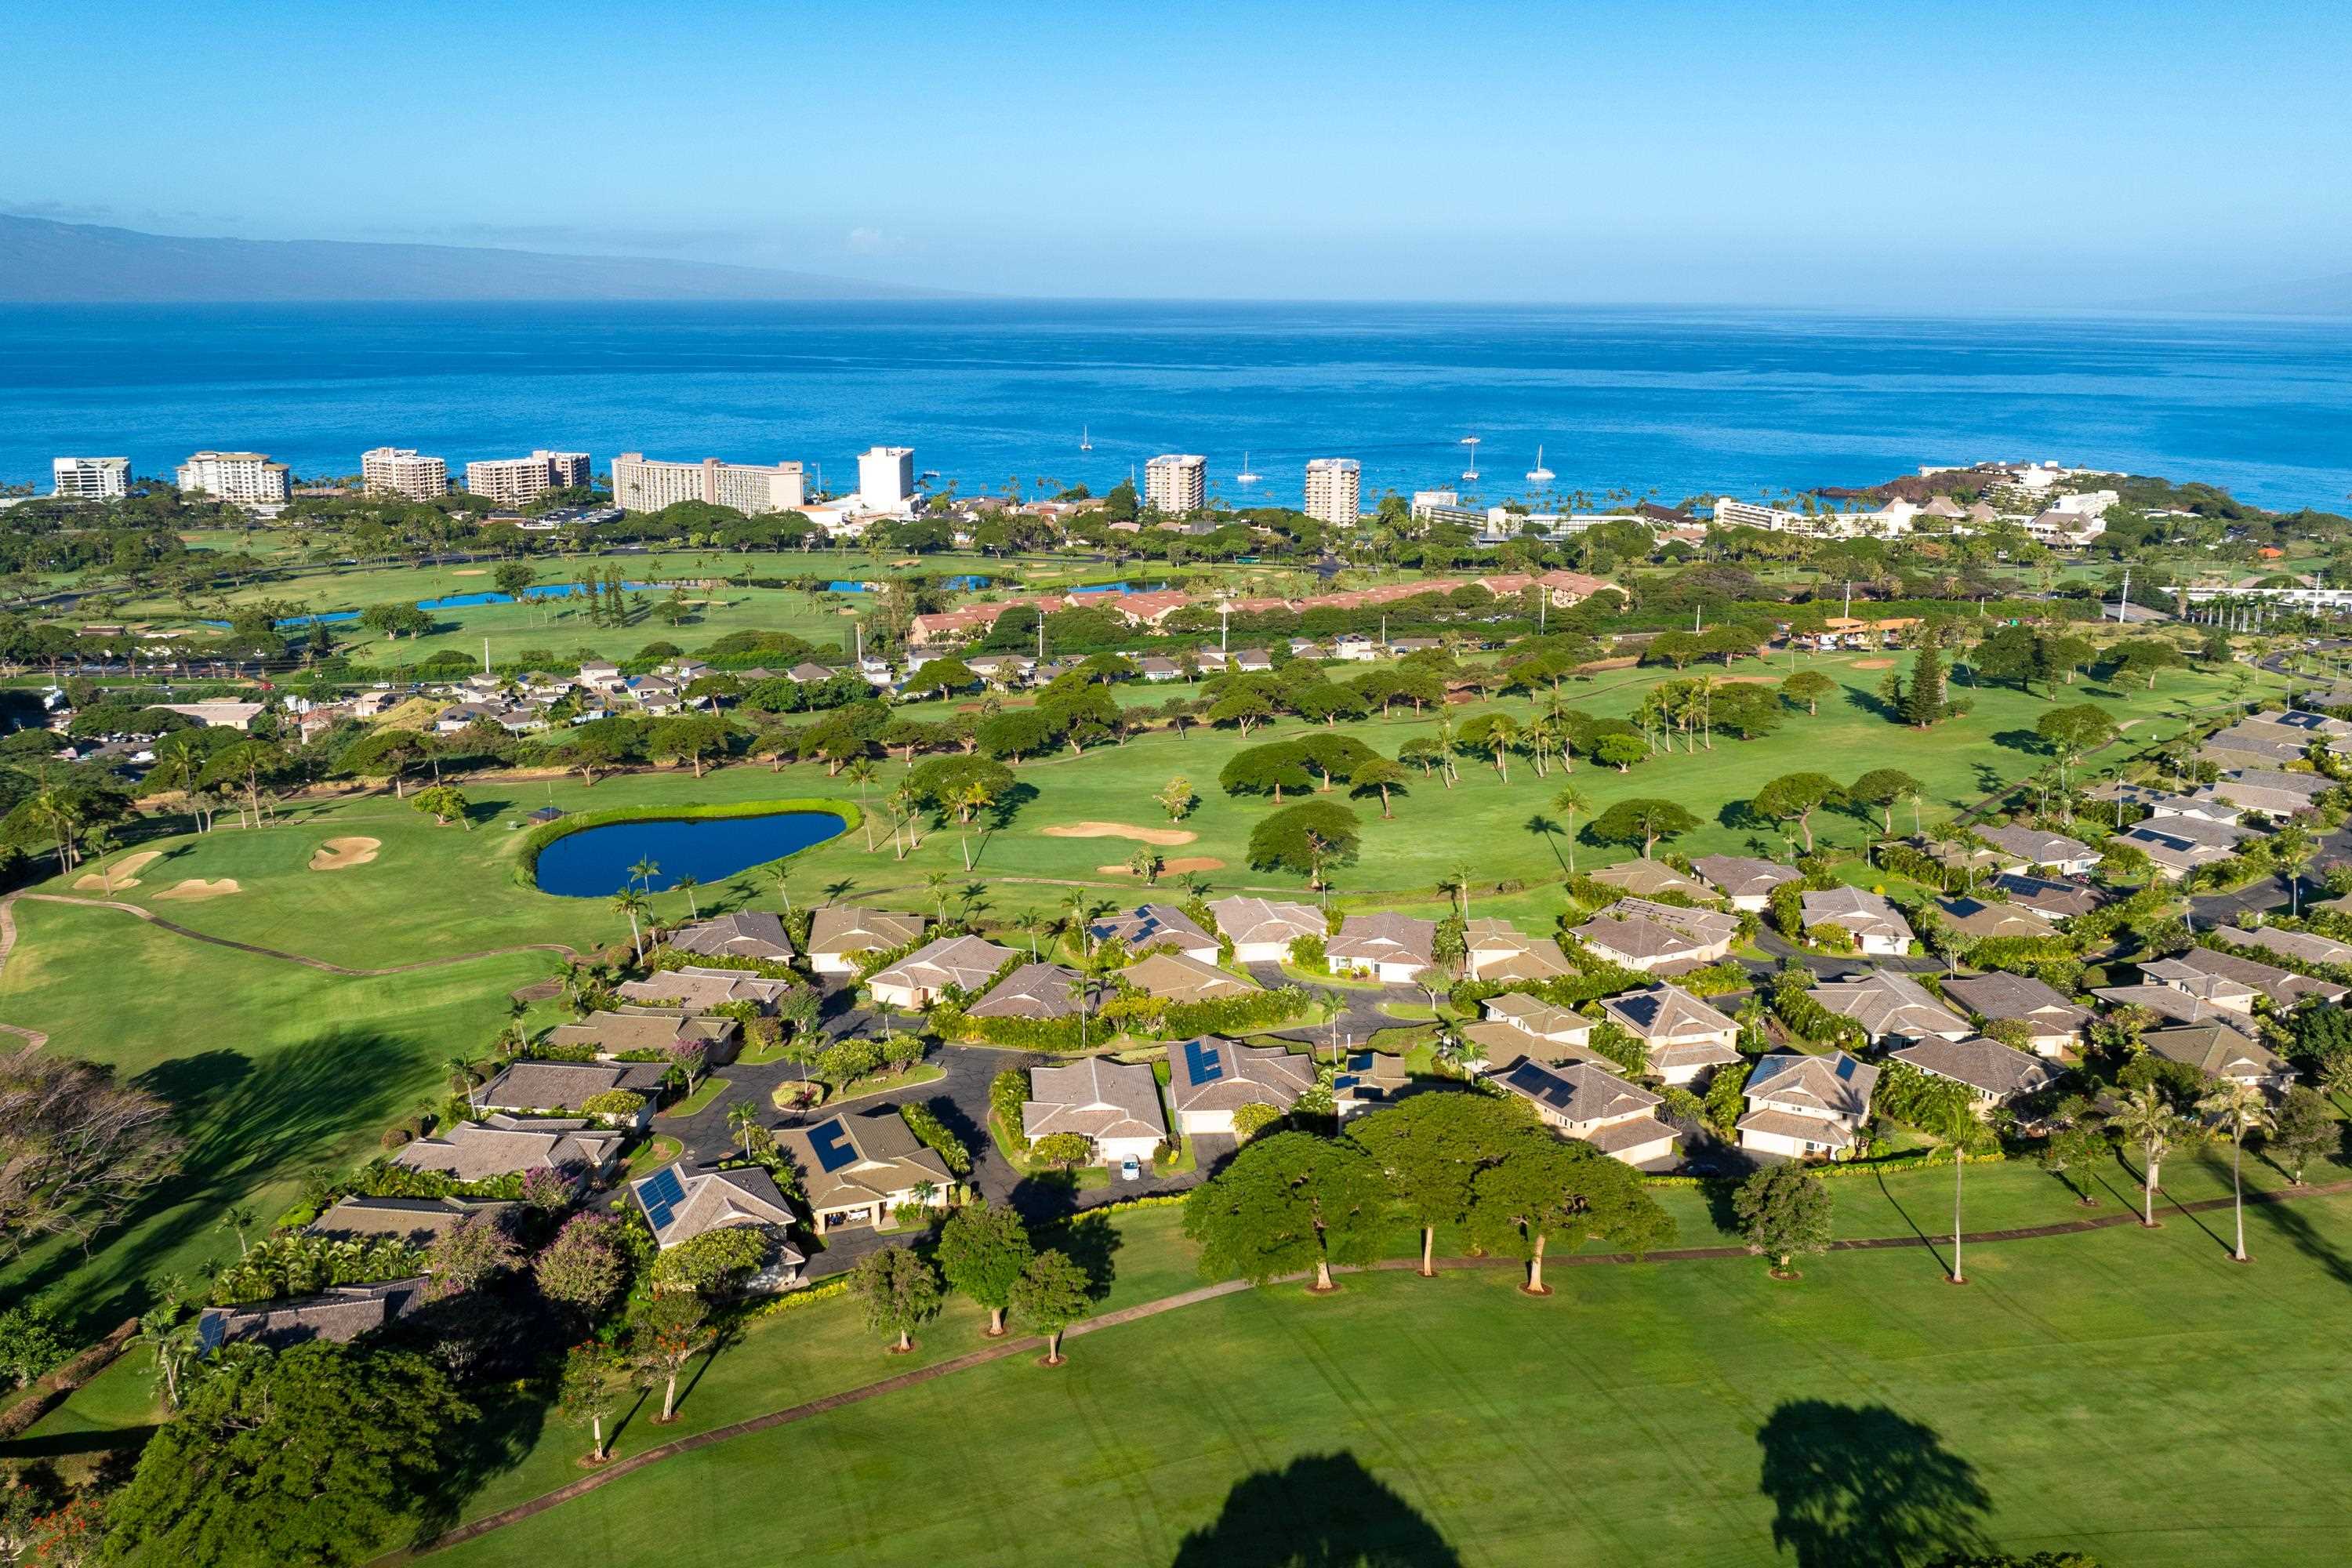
[1889,1036,2058,1099]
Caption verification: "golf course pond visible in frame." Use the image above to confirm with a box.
[532,811,847,898]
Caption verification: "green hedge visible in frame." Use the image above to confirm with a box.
[512,797,858,891]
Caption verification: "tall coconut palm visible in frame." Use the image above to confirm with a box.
[612,887,652,961]
[924,870,955,924]
[2198,1079,2274,1263]
[726,1098,764,1160]
[1551,785,1591,874]
[629,856,661,892]
[673,873,702,920]
[2111,1084,2182,1229]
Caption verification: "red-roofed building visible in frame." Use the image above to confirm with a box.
[1536,570,1618,607]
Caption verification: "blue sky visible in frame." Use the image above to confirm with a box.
[6,0,2347,305]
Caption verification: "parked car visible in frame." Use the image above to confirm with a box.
[1118,1157,1142,1183]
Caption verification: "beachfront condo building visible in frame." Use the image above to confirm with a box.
[51,457,129,500]
[175,451,290,505]
[1145,454,1207,514]
[360,447,450,499]
[464,451,591,506]
[1303,457,1361,525]
[858,446,916,514]
[610,453,808,515]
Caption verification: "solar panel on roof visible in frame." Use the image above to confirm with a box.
[808,1120,858,1173]
[638,1165,686,1230]
[1184,1039,1224,1083]
[1347,1051,1372,1072]
[1334,1076,1359,1090]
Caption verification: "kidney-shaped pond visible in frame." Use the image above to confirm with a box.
[534,811,847,898]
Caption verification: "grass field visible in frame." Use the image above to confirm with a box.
[419,1187,2352,1568]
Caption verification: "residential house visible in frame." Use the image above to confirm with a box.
[474,1060,666,1127]
[2115,815,2246,881]
[1938,972,2091,1057]
[1571,898,1738,974]
[783,660,842,684]
[1165,1036,1316,1134]
[306,1195,511,1246]
[2225,924,2352,967]
[1208,895,1326,963]
[1462,919,1574,982]
[2209,770,2335,821]
[1123,950,1258,1004]
[1022,1057,1168,1165]
[1534,569,1617,608]
[1090,903,1219,962]
[1807,971,1973,1046]
[669,911,795,963]
[1737,1051,1881,1160]
[1588,860,1717,901]
[1799,887,1916,954]
[1987,873,2104,922]
[545,1007,739,1060]
[2201,714,2340,771]
[576,659,625,691]
[866,935,1016,1008]
[1481,992,1596,1046]
[806,906,927,975]
[1971,824,2101,877]
[197,1277,430,1355]
[1596,983,1742,1085]
[1327,913,1438,982]
[1231,648,1274,673]
[1490,1056,1677,1167]
[777,1107,955,1230]
[617,967,793,1014]
[1137,655,1184,682]
[391,1115,625,1184]
[1888,1036,2059,1108]
[2141,944,2347,1007]
[2142,1024,2296,1092]
[967,960,1092,1020]
[1691,855,1802,912]
[1935,897,2060,942]
[1331,1050,1410,1120]
[630,1163,806,1290]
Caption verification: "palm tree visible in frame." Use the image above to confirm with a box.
[2111,1084,2181,1229]
[216,1203,257,1258]
[1551,785,1591,874]
[139,1314,200,1410]
[673,873,702,920]
[1127,847,1163,885]
[954,782,996,870]
[2198,1079,2274,1263]
[629,856,661,892]
[85,823,120,893]
[924,870,955,924]
[844,759,880,850]
[1014,910,1050,961]
[612,887,652,960]
[726,1098,764,1160]
[772,862,793,913]
[444,1054,477,1098]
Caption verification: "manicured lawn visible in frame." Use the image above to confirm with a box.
[0,900,555,1334]
[658,1074,732,1118]
[427,1192,2352,1567]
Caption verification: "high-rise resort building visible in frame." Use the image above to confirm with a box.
[175,451,290,505]
[1145,453,1207,514]
[464,451,591,506]
[857,446,916,514]
[610,453,808,515]
[50,457,129,500]
[359,447,449,499]
[1303,457,1361,526]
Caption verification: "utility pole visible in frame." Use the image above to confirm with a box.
[2114,568,2130,625]
[482,637,491,676]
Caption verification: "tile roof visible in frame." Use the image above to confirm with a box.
[1090,903,1217,954]
[1495,1056,1661,1124]
[617,967,794,1013]
[1482,993,1592,1040]
[1207,895,1325,948]
[778,1107,953,1212]
[869,934,1018,995]
[1599,982,1738,1042]
[1165,1036,1316,1112]
[1123,950,1257,1004]
[1808,971,1972,1041]
[630,1163,804,1265]
[1889,1036,2059,1099]
[1022,1058,1168,1143]
[305,1196,509,1245]
[390,1116,623,1183]
[807,906,927,958]
[670,911,795,960]
[1327,913,1437,967]
[1744,1051,1879,1120]
[1588,861,1716,899]
[2142,1023,2291,1082]
[1800,887,1915,945]
[1691,855,1802,899]
[967,961,1091,1020]
[1972,824,2098,866]
[477,1059,665,1112]
[1939,972,2092,1033]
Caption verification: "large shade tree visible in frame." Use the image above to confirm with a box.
[1348,1092,1533,1277]
[1183,1131,1388,1292]
[1467,1134,1674,1294]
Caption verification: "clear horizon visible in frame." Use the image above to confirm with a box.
[5,0,2348,310]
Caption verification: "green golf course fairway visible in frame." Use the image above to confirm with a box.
[425,1192,2352,1568]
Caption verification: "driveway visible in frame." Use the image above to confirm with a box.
[1244,962,1428,1051]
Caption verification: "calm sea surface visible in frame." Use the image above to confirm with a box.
[2,302,2347,512]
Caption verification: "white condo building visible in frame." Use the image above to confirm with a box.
[1303,458,1361,525]
[610,454,808,515]
[856,446,916,514]
[359,447,449,499]
[1145,454,1207,514]
[176,451,290,505]
[464,451,591,506]
[51,457,129,500]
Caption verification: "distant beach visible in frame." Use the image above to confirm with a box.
[2,300,2349,510]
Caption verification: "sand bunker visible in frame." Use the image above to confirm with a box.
[452,568,488,576]
[1852,659,1895,670]
[1099,855,1225,875]
[1041,821,1199,847]
[154,879,241,901]
[74,850,160,891]
[309,837,382,871]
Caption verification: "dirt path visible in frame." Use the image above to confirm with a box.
[391,1178,2352,1560]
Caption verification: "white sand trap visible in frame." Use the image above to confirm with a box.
[154,878,241,901]
[1099,855,1225,875]
[1852,659,1896,670]
[309,837,382,871]
[1040,821,1199,847]
[452,568,488,576]
[74,850,161,891]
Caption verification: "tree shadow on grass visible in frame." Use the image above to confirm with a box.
[1169,1450,1461,1568]
[14,1031,429,1338]
[1756,1401,1992,1568]
[1047,1210,1122,1303]
[407,1382,551,1545]
[2250,1191,2352,1288]
[1989,729,2049,757]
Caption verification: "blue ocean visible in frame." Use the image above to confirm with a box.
[2,302,2347,513]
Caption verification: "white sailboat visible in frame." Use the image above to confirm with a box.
[1235,451,1260,486]
[1080,426,1093,452]
[1459,434,1481,481]
[1526,445,1555,485]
